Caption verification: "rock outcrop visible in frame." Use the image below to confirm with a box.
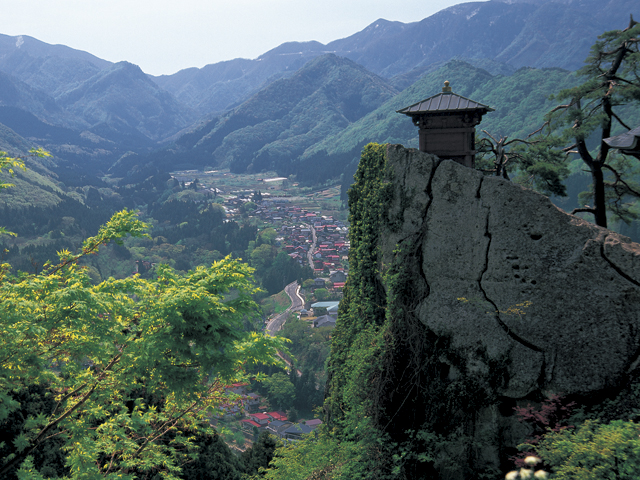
[380,144,640,473]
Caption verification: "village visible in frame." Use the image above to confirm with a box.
[168,170,346,450]
[214,381,323,449]
[170,168,350,289]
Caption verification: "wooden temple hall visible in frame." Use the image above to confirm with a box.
[397,81,493,168]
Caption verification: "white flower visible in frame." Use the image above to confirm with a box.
[524,456,541,467]
[534,470,549,479]
[505,471,519,480]
[519,468,533,479]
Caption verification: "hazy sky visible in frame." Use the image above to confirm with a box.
[0,0,482,76]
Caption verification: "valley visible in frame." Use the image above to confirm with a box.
[1,0,640,478]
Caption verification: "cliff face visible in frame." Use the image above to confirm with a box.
[328,144,640,479]
[383,144,640,398]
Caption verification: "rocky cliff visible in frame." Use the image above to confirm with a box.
[327,143,640,479]
[383,144,640,398]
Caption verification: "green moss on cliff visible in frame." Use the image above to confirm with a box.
[324,143,508,479]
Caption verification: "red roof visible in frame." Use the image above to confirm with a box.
[250,413,270,421]
[240,419,261,428]
[267,411,288,421]
[333,282,345,288]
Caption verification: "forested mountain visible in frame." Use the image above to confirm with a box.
[143,54,397,179]
[151,60,580,187]
[0,70,73,126]
[0,0,636,187]
[152,41,328,117]
[151,0,638,115]
[55,61,196,144]
[0,33,111,97]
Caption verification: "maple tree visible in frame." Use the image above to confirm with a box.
[0,204,287,478]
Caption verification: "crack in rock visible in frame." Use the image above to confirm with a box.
[476,180,544,354]
[600,243,640,288]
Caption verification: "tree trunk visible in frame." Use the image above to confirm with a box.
[591,163,608,228]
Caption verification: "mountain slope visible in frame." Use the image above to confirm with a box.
[0,121,77,210]
[0,33,111,97]
[325,0,639,76]
[0,70,68,124]
[153,41,327,116]
[148,54,397,177]
[153,0,638,118]
[57,61,196,144]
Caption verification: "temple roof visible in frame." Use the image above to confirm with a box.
[397,81,493,116]
[604,125,640,151]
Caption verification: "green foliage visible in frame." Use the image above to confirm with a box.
[277,315,328,413]
[279,315,331,374]
[314,287,329,301]
[325,143,390,427]
[249,247,313,296]
[262,373,296,411]
[179,429,242,480]
[0,209,287,478]
[240,431,278,477]
[0,384,68,479]
[535,420,640,479]
[541,19,640,227]
[475,132,570,197]
[0,148,51,237]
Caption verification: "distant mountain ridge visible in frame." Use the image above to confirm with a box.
[136,54,397,179]
[152,0,638,114]
[0,0,637,185]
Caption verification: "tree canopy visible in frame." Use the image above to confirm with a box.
[0,207,287,478]
[542,16,640,227]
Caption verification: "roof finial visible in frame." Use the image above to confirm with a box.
[442,80,452,93]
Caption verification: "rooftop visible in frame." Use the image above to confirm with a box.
[397,81,493,116]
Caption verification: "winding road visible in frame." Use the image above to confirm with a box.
[265,281,304,335]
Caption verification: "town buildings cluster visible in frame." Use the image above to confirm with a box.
[219,382,322,443]
[250,198,350,281]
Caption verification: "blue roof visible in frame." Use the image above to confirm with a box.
[311,301,340,308]
[284,423,314,435]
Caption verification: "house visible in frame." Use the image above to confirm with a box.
[240,419,262,433]
[304,419,323,430]
[249,413,271,425]
[283,423,315,440]
[330,271,346,283]
[245,393,261,413]
[313,315,336,328]
[266,420,292,438]
[267,411,288,422]
[225,382,249,395]
[311,301,340,316]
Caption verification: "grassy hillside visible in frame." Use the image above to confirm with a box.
[308,60,580,160]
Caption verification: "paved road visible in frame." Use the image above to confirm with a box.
[265,281,304,377]
[306,224,317,270]
[265,281,303,335]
